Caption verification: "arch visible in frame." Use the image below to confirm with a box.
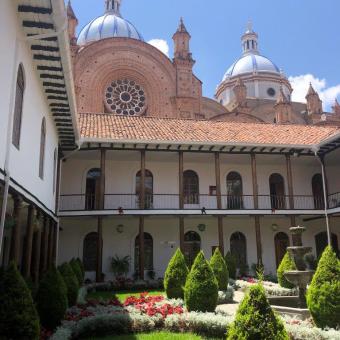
[135,232,153,271]
[226,171,243,209]
[230,232,247,270]
[315,232,339,258]
[183,170,199,204]
[184,231,201,267]
[12,64,25,148]
[312,174,324,209]
[83,232,99,271]
[274,232,290,267]
[269,173,286,209]
[39,118,46,179]
[85,168,101,210]
[136,169,153,209]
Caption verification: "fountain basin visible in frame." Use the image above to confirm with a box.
[284,270,314,288]
[287,247,313,270]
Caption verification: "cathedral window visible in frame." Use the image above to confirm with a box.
[12,64,25,149]
[267,87,276,97]
[104,79,147,116]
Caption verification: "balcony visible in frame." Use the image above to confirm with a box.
[59,193,329,212]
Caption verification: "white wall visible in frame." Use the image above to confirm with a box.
[0,1,59,212]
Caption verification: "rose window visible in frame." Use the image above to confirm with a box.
[104,79,146,115]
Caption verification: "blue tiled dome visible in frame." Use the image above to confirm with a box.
[223,54,280,81]
[77,1,143,46]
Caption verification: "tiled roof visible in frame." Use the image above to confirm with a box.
[79,113,340,147]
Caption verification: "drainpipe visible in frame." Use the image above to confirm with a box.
[313,147,331,246]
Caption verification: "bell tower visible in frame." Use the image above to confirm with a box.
[275,87,292,124]
[67,0,78,46]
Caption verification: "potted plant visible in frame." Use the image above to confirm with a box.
[111,255,130,278]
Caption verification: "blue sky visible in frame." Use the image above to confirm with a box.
[68,0,340,111]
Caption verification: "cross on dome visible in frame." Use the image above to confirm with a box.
[105,0,122,15]
[241,21,259,55]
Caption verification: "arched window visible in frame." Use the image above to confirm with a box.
[86,168,101,210]
[83,232,99,271]
[12,64,25,148]
[136,170,153,209]
[39,118,46,179]
[184,231,201,267]
[274,232,290,267]
[135,232,153,271]
[230,232,247,270]
[312,174,324,209]
[227,171,243,209]
[269,173,286,209]
[183,170,199,204]
[315,232,339,258]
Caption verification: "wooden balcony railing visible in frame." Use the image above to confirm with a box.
[59,193,330,212]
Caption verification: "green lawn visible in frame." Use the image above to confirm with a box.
[84,332,217,339]
[86,289,164,303]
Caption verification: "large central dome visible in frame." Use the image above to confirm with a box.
[77,0,143,46]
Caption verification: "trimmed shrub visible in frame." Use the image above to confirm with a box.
[210,248,229,290]
[227,283,289,340]
[277,251,296,289]
[76,258,85,280]
[225,251,236,279]
[36,266,68,330]
[164,248,189,299]
[306,246,340,329]
[0,262,40,339]
[184,251,218,312]
[59,262,80,306]
[70,258,83,286]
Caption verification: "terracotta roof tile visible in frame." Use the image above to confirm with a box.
[79,113,340,147]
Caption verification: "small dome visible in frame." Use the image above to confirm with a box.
[77,1,143,46]
[223,54,280,81]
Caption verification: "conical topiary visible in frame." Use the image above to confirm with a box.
[306,246,340,329]
[227,283,289,340]
[76,257,85,280]
[70,258,83,286]
[210,248,229,290]
[36,266,68,330]
[164,248,189,299]
[225,251,236,279]
[184,251,218,312]
[59,262,80,306]
[0,262,40,339]
[277,251,296,289]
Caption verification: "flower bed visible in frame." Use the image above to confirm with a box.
[50,292,340,340]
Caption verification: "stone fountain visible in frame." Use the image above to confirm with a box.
[284,226,314,308]
[268,225,314,319]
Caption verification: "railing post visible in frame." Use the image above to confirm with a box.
[9,195,24,266]
[286,154,296,227]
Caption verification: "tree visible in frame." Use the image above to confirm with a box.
[210,248,229,290]
[36,267,68,330]
[306,246,340,329]
[184,251,218,312]
[227,283,289,340]
[164,249,189,299]
[225,251,237,279]
[0,262,40,339]
[59,262,80,306]
[70,258,83,286]
[277,251,296,289]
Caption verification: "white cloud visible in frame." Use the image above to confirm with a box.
[288,74,340,111]
[148,39,169,57]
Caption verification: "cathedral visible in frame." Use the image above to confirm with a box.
[0,0,339,283]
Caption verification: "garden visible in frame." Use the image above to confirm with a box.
[0,246,339,339]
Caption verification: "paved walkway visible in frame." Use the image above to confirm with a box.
[216,291,245,315]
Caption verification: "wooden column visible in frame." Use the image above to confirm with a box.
[215,152,224,255]
[139,216,145,279]
[251,153,259,209]
[251,154,262,265]
[23,205,35,278]
[40,215,49,274]
[32,212,42,283]
[140,150,146,209]
[285,154,296,227]
[179,217,184,252]
[9,195,24,266]
[47,218,54,268]
[96,149,106,282]
[179,151,184,252]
